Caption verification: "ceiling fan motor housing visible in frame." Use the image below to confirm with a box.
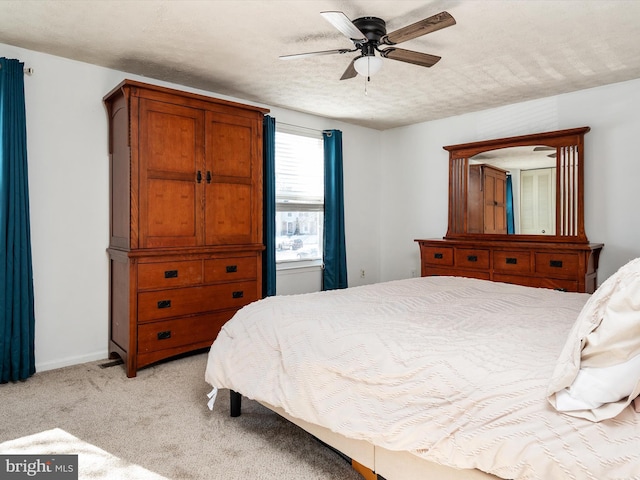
[352,17,387,54]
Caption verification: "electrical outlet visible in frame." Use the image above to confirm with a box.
[411,270,417,278]
[360,269,365,278]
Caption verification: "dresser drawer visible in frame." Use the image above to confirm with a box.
[421,246,454,266]
[204,256,257,283]
[534,252,579,279]
[138,280,258,322]
[138,260,203,290]
[425,266,491,281]
[493,251,531,274]
[493,274,579,292]
[137,310,235,354]
[455,248,490,269]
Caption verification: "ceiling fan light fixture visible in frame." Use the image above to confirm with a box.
[353,55,383,77]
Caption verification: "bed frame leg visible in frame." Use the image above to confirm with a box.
[230,390,242,417]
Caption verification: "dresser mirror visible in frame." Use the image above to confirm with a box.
[444,127,590,243]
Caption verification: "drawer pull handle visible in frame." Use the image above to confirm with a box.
[506,257,518,265]
[550,260,563,268]
[157,300,171,309]
[467,255,478,262]
[164,270,178,278]
[232,291,244,299]
[554,288,568,292]
[434,253,443,259]
[226,265,238,273]
[157,330,172,340]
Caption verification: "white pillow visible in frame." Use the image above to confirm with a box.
[554,353,640,411]
[547,257,640,421]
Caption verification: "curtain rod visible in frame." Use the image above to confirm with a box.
[277,121,323,134]
[0,65,34,74]
[0,62,33,74]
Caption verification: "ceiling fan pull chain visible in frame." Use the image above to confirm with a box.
[364,58,372,96]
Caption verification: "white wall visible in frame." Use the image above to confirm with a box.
[3,41,639,373]
[380,80,640,282]
[1,43,382,372]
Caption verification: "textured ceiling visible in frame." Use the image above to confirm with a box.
[2,0,640,130]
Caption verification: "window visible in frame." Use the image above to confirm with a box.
[275,126,324,265]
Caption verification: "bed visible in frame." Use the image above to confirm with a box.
[205,260,640,480]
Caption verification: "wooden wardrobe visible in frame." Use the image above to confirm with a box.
[467,164,508,234]
[104,80,268,377]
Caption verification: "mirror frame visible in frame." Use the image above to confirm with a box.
[444,127,591,243]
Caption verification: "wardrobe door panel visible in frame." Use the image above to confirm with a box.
[209,120,253,178]
[145,179,198,247]
[206,183,252,244]
[204,111,259,245]
[139,99,204,247]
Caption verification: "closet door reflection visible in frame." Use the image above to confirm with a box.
[520,168,556,235]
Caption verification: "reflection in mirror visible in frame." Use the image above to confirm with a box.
[469,146,557,235]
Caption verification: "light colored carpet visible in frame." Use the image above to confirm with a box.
[0,428,169,479]
[0,352,363,480]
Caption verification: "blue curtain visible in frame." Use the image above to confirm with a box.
[322,130,348,290]
[262,115,276,297]
[0,57,36,382]
[506,174,515,234]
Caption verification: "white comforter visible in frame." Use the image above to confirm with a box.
[205,276,640,480]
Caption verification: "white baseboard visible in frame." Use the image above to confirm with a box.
[35,350,109,373]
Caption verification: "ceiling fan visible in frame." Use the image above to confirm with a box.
[533,146,557,158]
[280,10,456,81]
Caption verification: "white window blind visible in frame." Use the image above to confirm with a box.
[275,126,324,263]
[275,129,324,209]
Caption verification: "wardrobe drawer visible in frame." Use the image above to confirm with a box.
[534,253,579,279]
[204,256,257,283]
[493,251,531,274]
[137,281,258,322]
[137,310,235,354]
[454,248,490,269]
[420,246,454,266]
[138,260,203,290]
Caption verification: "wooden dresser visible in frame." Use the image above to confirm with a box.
[104,80,268,377]
[416,239,602,293]
[417,127,603,295]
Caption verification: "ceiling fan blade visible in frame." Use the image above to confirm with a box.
[280,48,353,60]
[340,58,358,80]
[321,11,367,42]
[380,48,441,67]
[382,11,455,45]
